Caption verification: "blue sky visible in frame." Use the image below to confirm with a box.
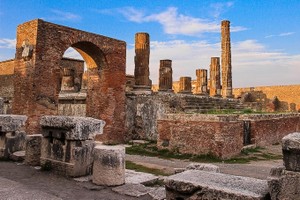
[0,0,299,87]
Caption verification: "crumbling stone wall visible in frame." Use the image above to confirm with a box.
[13,19,126,143]
[233,85,300,112]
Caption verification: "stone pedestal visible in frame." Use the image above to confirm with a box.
[39,116,105,177]
[92,144,125,186]
[61,68,76,93]
[25,134,42,166]
[267,132,300,200]
[209,57,221,97]
[0,115,27,159]
[178,77,192,94]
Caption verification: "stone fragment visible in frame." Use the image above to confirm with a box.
[165,170,269,199]
[92,145,125,186]
[9,150,25,161]
[185,163,220,172]
[25,134,42,166]
[282,132,300,172]
[268,168,300,200]
[0,115,27,132]
[149,187,166,200]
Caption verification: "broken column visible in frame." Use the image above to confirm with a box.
[195,69,208,95]
[25,134,42,166]
[92,144,125,186]
[209,57,221,97]
[60,68,76,93]
[268,132,300,199]
[178,77,192,94]
[158,59,173,92]
[133,32,152,94]
[80,71,88,93]
[0,115,27,159]
[40,116,105,177]
[221,20,233,98]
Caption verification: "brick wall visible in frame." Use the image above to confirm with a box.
[12,19,126,143]
[0,59,14,98]
[157,113,300,159]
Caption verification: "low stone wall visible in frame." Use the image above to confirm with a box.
[157,114,243,159]
[157,113,300,158]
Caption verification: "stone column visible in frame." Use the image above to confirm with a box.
[133,32,152,94]
[209,57,221,97]
[195,69,208,95]
[158,59,173,92]
[221,20,233,98]
[61,68,75,93]
[178,77,192,94]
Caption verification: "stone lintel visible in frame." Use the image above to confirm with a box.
[40,116,105,140]
[0,115,27,132]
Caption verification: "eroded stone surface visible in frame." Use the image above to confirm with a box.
[125,169,158,184]
[165,170,269,199]
[25,134,42,166]
[92,145,125,186]
[282,132,300,172]
[112,183,154,197]
[268,167,300,200]
[0,115,27,132]
[40,116,105,140]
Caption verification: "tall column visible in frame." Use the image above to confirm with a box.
[209,57,221,97]
[158,59,173,92]
[221,20,233,98]
[133,32,152,94]
[178,77,192,94]
[195,69,208,95]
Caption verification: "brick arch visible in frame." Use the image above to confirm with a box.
[13,19,126,143]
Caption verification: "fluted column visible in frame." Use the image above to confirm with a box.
[221,20,233,98]
[195,69,208,95]
[158,59,173,92]
[178,77,192,94]
[209,57,221,97]
[133,32,152,94]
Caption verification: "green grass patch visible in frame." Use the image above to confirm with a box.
[241,146,264,155]
[125,160,170,176]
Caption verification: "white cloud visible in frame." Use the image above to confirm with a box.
[110,7,247,36]
[0,38,16,49]
[210,1,234,18]
[63,47,83,59]
[265,32,295,38]
[127,39,300,87]
[49,9,82,22]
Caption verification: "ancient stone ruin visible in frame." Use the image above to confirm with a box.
[158,59,173,92]
[209,57,222,97]
[195,69,208,95]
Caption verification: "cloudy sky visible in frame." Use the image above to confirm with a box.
[0,0,299,87]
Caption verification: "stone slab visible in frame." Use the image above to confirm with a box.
[125,169,158,184]
[112,183,154,197]
[148,187,166,200]
[40,116,105,140]
[185,163,220,172]
[0,115,27,132]
[165,170,269,199]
